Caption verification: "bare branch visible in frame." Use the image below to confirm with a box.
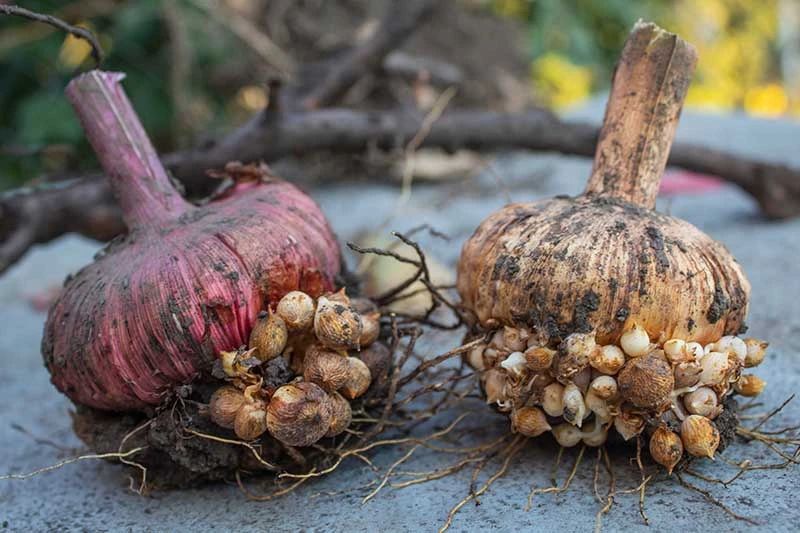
[300,0,437,110]
[0,4,103,67]
[3,108,799,272]
[0,179,123,272]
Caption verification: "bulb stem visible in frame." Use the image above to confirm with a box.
[66,70,190,229]
[584,21,697,209]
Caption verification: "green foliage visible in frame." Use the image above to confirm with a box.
[0,0,246,190]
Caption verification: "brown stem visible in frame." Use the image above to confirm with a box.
[66,71,191,229]
[585,21,698,208]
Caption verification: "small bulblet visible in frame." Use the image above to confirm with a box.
[503,326,529,352]
[276,291,315,331]
[266,382,333,447]
[734,374,766,397]
[562,383,587,427]
[680,414,720,458]
[620,323,651,357]
[303,345,350,391]
[234,400,268,441]
[541,382,565,417]
[552,423,583,447]
[208,385,245,429]
[524,346,556,372]
[649,426,683,474]
[743,338,768,367]
[339,357,372,400]
[249,311,288,361]
[358,342,392,397]
[617,354,674,409]
[590,345,625,375]
[314,295,364,351]
[683,387,720,418]
[510,406,551,437]
[358,311,381,347]
[325,391,353,438]
[674,361,702,388]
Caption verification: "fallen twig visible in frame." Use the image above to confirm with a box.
[0,4,103,66]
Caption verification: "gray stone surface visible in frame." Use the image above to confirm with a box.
[1,105,799,532]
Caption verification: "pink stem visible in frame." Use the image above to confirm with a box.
[66,71,190,229]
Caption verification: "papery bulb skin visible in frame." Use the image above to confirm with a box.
[41,72,340,411]
[457,197,749,346]
[456,23,749,348]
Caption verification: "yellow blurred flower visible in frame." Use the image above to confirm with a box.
[58,25,93,68]
[491,0,530,19]
[235,85,267,111]
[744,83,789,117]
[532,53,592,109]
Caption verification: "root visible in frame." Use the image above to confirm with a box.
[0,448,145,481]
[675,473,759,525]
[593,448,616,533]
[235,470,310,501]
[439,436,526,533]
[362,444,420,504]
[348,229,467,329]
[118,420,152,495]
[634,435,650,525]
[184,428,279,471]
[749,394,795,432]
[525,445,586,510]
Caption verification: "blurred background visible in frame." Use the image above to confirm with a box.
[0,0,798,190]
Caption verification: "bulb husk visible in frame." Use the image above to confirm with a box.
[266,382,333,447]
[614,409,645,441]
[467,343,488,370]
[276,291,315,331]
[249,311,288,361]
[209,385,245,429]
[482,368,507,405]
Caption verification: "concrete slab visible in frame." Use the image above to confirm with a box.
[1,106,799,532]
